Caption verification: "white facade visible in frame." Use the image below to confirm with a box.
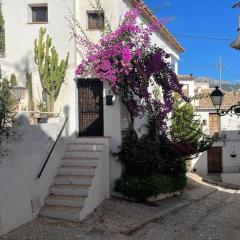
[181,79,240,177]
[0,0,184,235]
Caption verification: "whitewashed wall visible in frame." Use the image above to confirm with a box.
[0,114,69,236]
[192,109,240,175]
[0,0,77,135]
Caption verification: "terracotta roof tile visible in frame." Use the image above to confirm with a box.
[178,75,195,81]
[196,89,240,109]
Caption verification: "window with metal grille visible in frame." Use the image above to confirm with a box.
[30,5,48,23]
[87,11,104,30]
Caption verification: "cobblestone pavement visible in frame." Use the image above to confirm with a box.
[1,174,240,240]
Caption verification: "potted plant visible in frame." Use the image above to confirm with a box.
[36,100,48,124]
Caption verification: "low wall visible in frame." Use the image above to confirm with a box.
[0,114,69,236]
[221,173,240,187]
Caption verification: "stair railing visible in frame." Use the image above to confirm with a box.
[37,116,69,179]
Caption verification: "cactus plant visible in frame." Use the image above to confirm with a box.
[34,27,69,112]
[26,72,34,113]
[0,3,5,57]
[10,73,17,87]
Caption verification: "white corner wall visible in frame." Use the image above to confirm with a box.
[0,114,69,236]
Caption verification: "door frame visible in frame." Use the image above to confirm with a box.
[77,78,104,137]
[207,146,222,173]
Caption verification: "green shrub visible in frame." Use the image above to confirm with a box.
[115,174,185,202]
[115,127,187,202]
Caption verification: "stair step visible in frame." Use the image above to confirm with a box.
[54,175,93,185]
[68,143,104,151]
[40,206,82,222]
[57,166,96,176]
[50,184,89,196]
[65,151,102,159]
[71,138,109,145]
[46,195,86,207]
[62,159,98,167]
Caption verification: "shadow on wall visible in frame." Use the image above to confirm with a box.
[191,129,240,176]
[0,106,71,236]
[0,51,36,86]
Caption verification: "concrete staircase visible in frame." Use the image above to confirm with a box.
[40,138,110,221]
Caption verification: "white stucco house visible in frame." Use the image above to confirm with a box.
[179,76,240,186]
[0,0,184,236]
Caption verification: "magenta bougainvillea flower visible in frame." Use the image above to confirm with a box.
[73,9,186,133]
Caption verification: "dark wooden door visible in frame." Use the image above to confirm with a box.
[208,147,222,173]
[78,79,104,136]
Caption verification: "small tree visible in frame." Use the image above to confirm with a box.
[171,94,213,153]
[0,79,16,140]
[34,27,69,112]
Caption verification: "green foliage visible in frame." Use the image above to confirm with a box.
[171,94,213,153]
[171,95,201,142]
[0,79,16,139]
[36,99,47,118]
[115,175,175,202]
[34,27,69,112]
[0,4,5,57]
[10,74,17,87]
[115,126,187,202]
[26,72,34,112]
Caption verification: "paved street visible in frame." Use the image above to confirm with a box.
[1,174,240,240]
[131,189,240,240]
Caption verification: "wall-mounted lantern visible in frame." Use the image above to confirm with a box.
[106,90,114,106]
[210,86,240,116]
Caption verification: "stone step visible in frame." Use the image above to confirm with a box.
[62,159,98,167]
[40,206,82,222]
[57,166,96,176]
[46,195,86,207]
[50,184,89,196]
[54,175,93,185]
[65,150,102,159]
[67,143,104,151]
[71,137,110,145]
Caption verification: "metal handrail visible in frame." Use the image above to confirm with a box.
[37,116,69,179]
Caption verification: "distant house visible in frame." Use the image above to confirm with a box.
[179,75,240,185]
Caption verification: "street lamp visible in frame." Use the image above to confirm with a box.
[210,86,240,116]
[230,2,240,50]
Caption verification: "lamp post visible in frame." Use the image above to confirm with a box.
[230,2,240,50]
[210,86,240,116]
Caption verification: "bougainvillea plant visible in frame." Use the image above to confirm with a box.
[72,9,186,131]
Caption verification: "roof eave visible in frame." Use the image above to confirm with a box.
[129,0,184,54]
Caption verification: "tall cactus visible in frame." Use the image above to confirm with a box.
[26,72,34,113]
[34,27,69,113]
[0,3,5,57]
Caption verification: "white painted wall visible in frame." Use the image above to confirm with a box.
[180,80,195,98]
[0,0,77,135]
[192,109,240,175]
[221,173,240,186]
[0,114,69,236]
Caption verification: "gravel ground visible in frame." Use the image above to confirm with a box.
[1,174,240,240]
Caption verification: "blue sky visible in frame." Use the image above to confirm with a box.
[144,0,240,82]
